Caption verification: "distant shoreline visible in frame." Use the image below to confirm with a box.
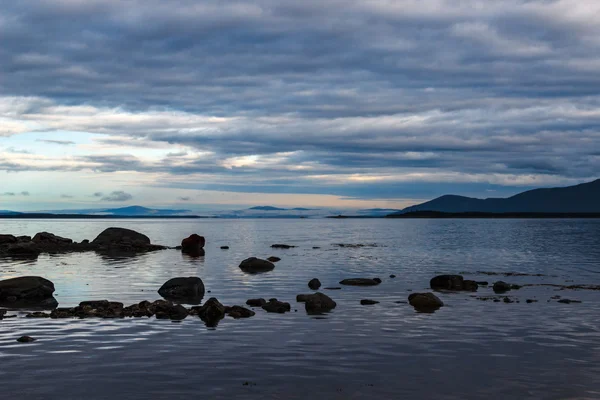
[385,211,600,218]
[0,214,210,219]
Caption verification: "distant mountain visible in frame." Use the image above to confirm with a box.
[248,206,287,211]
[43,206,193,216]
[392,179,600,214]
[0,210,21,215]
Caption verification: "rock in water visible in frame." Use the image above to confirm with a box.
[308,278,321,290]
[262,299,291,313]
[193,298,226,327]
[32,232,73,245]
[17,336,36,343]
[0,234,17,245]
[181,234,206,255]
[339,278,381,286]
[158,277,205,304]
[360,299,379,305]
[225,305,255,319]
[239,257,275,273]
[408,292,444,312]
[0,276,57,308]
[246,298,267,307]
[299,292,337,314]
[271,244,296,249]
[430,275,464,290]
[92,227,151,246]
[267,256,281,262]
[220,246,229,250]
[493,281,512,293]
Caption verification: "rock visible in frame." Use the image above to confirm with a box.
[430,275,465,291]
[158,277,205,304]
[324,287,342,290]
[5,243,41,258]
[267,256,281,262]
[389,274,396,278]
[462,280,479,291]
[476,281,489,286]
[181,234,206,252]
[503,297,513,303]
[167,304,189,320]
[0,276,56,307]
[312,246,320,249]
[308,278,321,290]
[32,232,73,245]
[262,299,291,313]
[193,297,226,327]
[246,298,267,307]
[297,292,336,313]
[408,292,444,312]
[271,244,296,249]
[526,299,537,303]
[26,312,51,318]
[510,284,522,290]
[239,257,275,273]
[81,239,90,244]
[493,281,512,293]
[557,299,582,304]
[339,278,381,286]
[0,234,17,245]
[16,336,36,343]
[92,227,151,246]
[220,246,229,250]
[225,305,255,319]
[360,299,379,305]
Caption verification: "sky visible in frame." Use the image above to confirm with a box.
[1,0,599,212]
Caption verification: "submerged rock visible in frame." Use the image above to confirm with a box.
[225,305,255,319]
[298,292,336,314]
[220,246,229,250]
[16,336,36,343]
[339,278,381,286]
[493,281,512,293]
[408,292,444,312]
[557,299,582,304]
[158,277,205,304]
[308,278,321,290]
[262,299,291,313]
[360,299,379,305]
[271,244,296,249]
[267,256,281,262]
[239,257,275,273]
[193,297,226,327]
[246,298,267,307]
[430,275,476,291]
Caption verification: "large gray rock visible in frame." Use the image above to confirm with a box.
[297,292,336,313]
[158,277,205,304]
[239,257,275,273]
[92,228,151,246]
[408,292,444,312]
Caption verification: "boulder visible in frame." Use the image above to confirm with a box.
[271,244,296,249]
[297,292,336,313]
[267,256,281,262]
[181,234,206,252]
[5,243,41,258]
[0,234,17,245]
[339,278,381,286]
[167,304,189,320]
[16,336,36,343]
[308,278,321,290]
[193,297,226,327]
[239,257,275,273]
[0,276,55,302]
[493,281,512,293]
[220,246,229,250]
[462,280,479,291]
[360,299,379,305]
[430,275,464,290]
[32,232,73,245]
[225,305,255,319]
[92,227,151,246]
[158,277,205,304]
[262,299,291,313]
[246,298,267,307]
[408,292,444,312]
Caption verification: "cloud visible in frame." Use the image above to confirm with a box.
[178,196,191,201]
[1,191,29,196]
[101,191,133,201]
[37,139,75,145]
[92,192,103,197]
[2,192,15,196]
[60,194,74,198]
[21,191,29,196]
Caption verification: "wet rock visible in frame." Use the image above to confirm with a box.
[262,299,291,313]
[0,234,17,245]
[0,276,57,308]
[324,287,342,290]
[16,336,36,343]
[158,277,205,304]
[225,305,255,319]
[32,232,73,245]
[17,235,32,243]
[312,246,321,249]
[476,281,489,286]
[389,274,396,278]
[81,239,90,244]
[297,292,337,313]
[308,278,321,290]
[493,281,512,293]
[267,256,281,262]
[181,234,206,256]
[557,299,582,304]
[246,298,267,307]
[26,312,51,318]
[239,257,275,273]
[92,227,151,246]
[503,297,514,303]
[430,275,475,291]
[360,299,379,305]
[167,304,189,320]
[339,278,381,286]
[334,243,379,248]
[5,243,41,258]
[193,297,226,327]
[408,292,444,312]
[271,244,296,249]
[526,299,537,303]
[220,246,229,250]
[510,284,522,290]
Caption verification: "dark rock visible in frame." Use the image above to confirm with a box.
[360,299,379,305]
[339,278,381,286]
[181,234,206,255]
[312,246,321,249]
[267,256,281,262]
[193,297,226,327]
[239,257,275,273]
[324,287,342,290]
[246,298,267,307]
[32,232,73,245]
[408,292,444,312]
[16,336,36,343]
[92,227,151,246]
[168,304,189,320]
[220,246,229,250]
[462,280,479,292]
[271,244,296,249]
[389,274,396,278]
[476,281,489,286]
[510,284,522,290]
[262,299,291,313]
[526,299,537,303]
[0,234,17,245]
[268,298,278,302]
[334,243,378,248]
[430,275,465,291]
[557,299,582,304]
[308,278,321,290]
[225,305,255,319]
[26,312,51,318]
[0,276,56,307]
[503,297,513,303]
[81,239,90,244]
[493,281,512,293]
[158,277,205,304]
[5,243,41,258]
[297,292,337,313]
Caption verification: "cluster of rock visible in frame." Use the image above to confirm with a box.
[0,228,168,259]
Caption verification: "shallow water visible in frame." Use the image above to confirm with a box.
[1,218,599,399]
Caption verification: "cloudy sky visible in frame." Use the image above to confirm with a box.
[1,0,599,211]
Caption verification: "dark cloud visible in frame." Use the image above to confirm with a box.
[2,192,16,196]
[1,191,29,196]
[21,191,29,196]
[37,139,75,145]
[1,0,599,199]
[60,194,74,198]
[93,192,103,197]
[101,191,133,202]
[178,196,191,201]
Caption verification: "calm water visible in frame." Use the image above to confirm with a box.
[1,218,600,399]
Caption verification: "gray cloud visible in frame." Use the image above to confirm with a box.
[21,191,29,196]
[0,1,599,199]
[101,191,133,202]
[61,194,74,198]
[93,192,103,197]
[2,192,15,196]
[37,139,75,145]
[1,191,29,196]
[178,196,191,201]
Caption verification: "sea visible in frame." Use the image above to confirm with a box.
[0,218,599,399]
